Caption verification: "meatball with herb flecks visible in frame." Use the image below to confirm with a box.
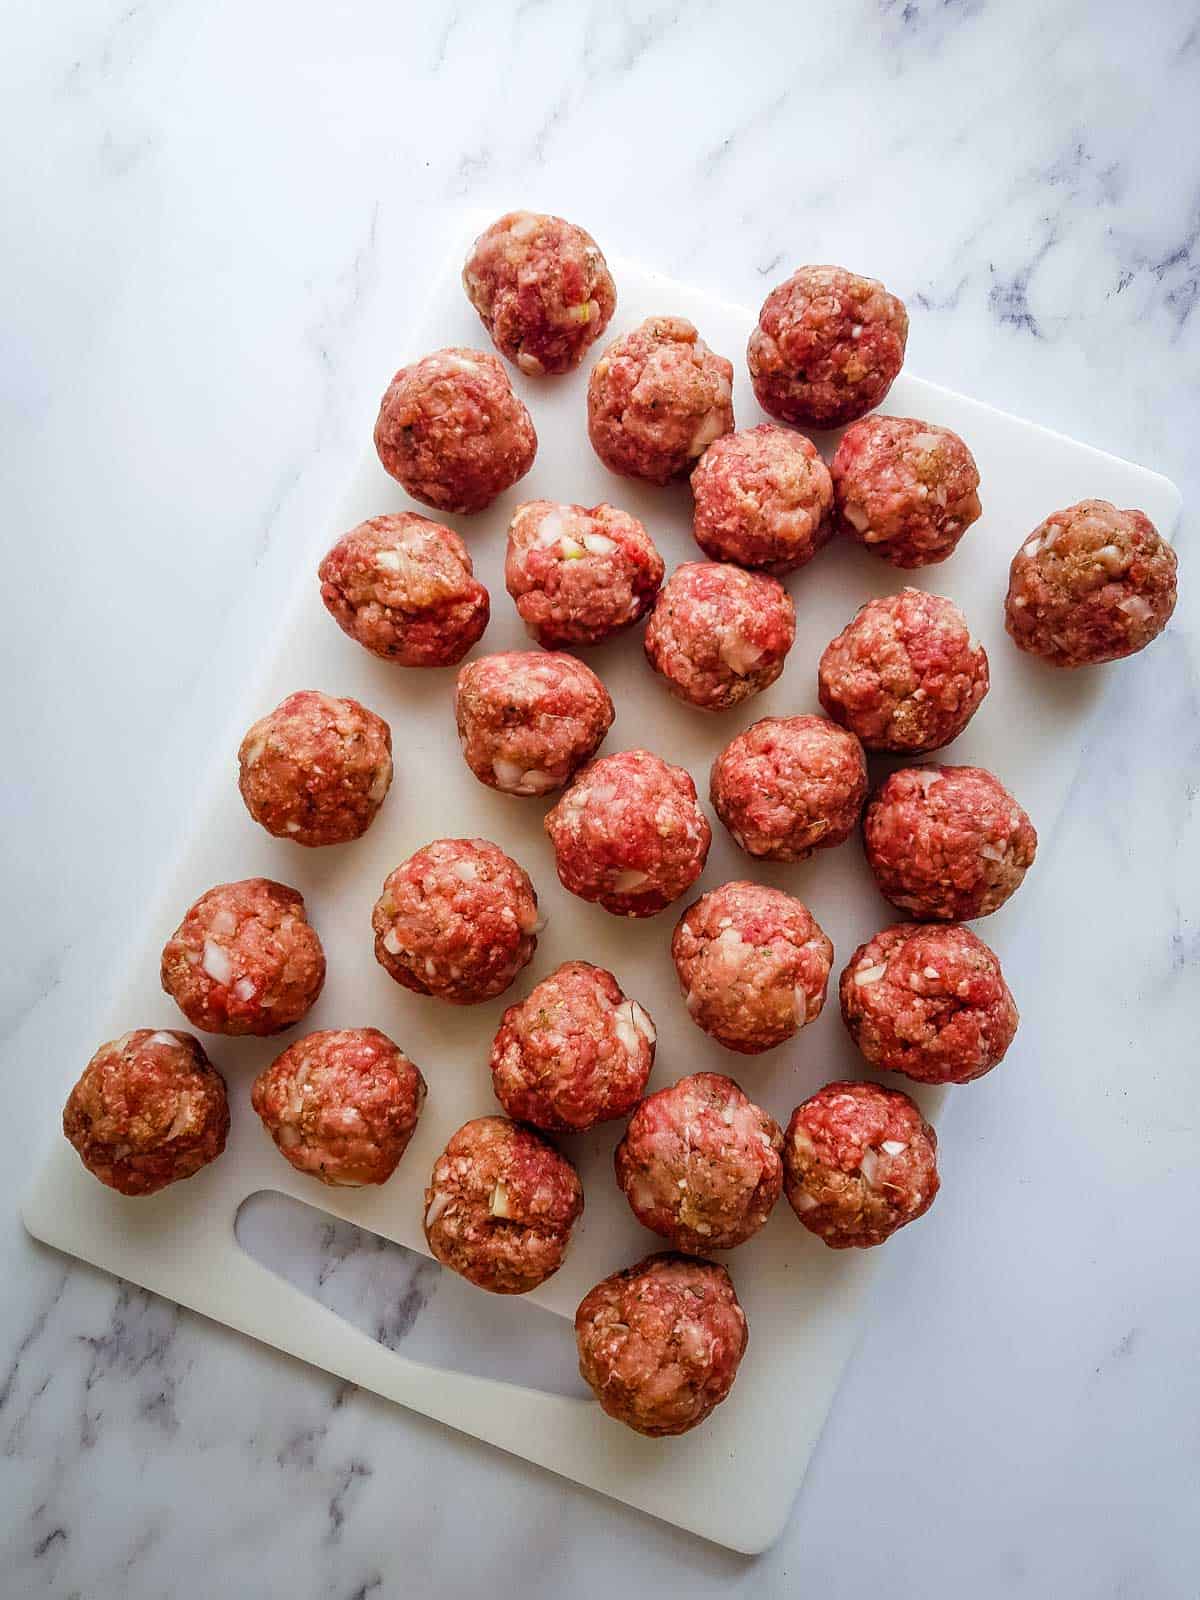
[710,714,867,862]
[691,422,834,574]
[643,561,796,711]
[831,415,981,568]
[455,651,613,796]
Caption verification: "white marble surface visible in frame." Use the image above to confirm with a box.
[1,0,1196,1593]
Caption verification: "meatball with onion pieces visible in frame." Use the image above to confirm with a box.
[424,1116,583,1294]
[690,422,834,574]
[544,749,711,917]
[575,1252,748,1437]
[372,838,539,1004]
[831,415,981,568]
[462,210,616,376]
[160,878,325,1036]
[251,1028,426,1187]
[374,347,536,514]
[238,691,393,847]
[1005,499,1177,667]
[63,1029,229,1197]
[455,651,613,797]
[615,1073,783,1251]
[863,764,1037,921]
[818,588,989,753]
[710,714,867,862]
[644,561,796,711]
[784,1080,939,1249]
[587,316,734,484]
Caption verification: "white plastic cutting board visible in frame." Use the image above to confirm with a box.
[23,222,1182,1553]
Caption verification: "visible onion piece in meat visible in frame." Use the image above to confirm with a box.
[854,963,888,986]
[202,939,234,986]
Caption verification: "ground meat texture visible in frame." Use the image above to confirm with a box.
[160,878,325,1036]
[671,881,833,1054]
[748,265,909,429]
[1005,499,1177,667]
[575,1252,748,1437]
[710,715,867,862]
[372,838,539,1003]
[505,498,665,648]
[462,210,616,377]
[374,347,536,515]
[251,1028,426,1187]
[423,1116,583,1294]
[587,317,735,484]
[818,588,988,753]
[62,1030,229,1197]
[863,764,1037,921]
[615,1073,782,1251]
[490,961,655,1133]
[238,691,393,847]
[783,1080,938,1249]
[643,562,796,712]
[455,651,614,797]
[831,415,981,568]
[544,749,711,917]
[690,423,834,574]
[318,513,488,667]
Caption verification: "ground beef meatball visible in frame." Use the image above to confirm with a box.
[783,1080,938,1249]
[671,881,832,1054]
[863,764,1037,921]
[544,749,711,917]
[710,715,867,862]
[818,589,988,753]
[62,1030,229,1197]
[831,415,981,568]
[374,347,536,514]
[160,878,325,1036]
[423,1116,583,1294]
[455,651,613,796]
[490,961,655,1133]
[1005,499,1177,667]
[251,1028,425,1187]
[575,1252,748,1437]
[505,499,665,648]
[748,265,908,428]
[643,562,796,711]
[587,317,734,484]
[318,513,489,667]
[615,1073,782,1251]
[238,691,393,847]
[690,423,834,574]
[462,210,616,376]
[841,923,1018,1085]
[372,838,539,1003]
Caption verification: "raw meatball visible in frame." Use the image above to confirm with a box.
[1005,499,1177,667]
[841,923,1018,1085]
[864,764,1037,921]
[587,317,734,484]
[671,881,832,1054]
[160,878,325,1036]
[690,422,834,574]
[544,749,711,918]
[783,1080,938,1249]
[575,1252,748,1437]
[462,210,616,376]
[831,415,981,568]
[62,1030,229,1197]
[238,690,393,847]
[372,838,539,1003]
[643,562,796,711]
[374,347,536,514]
[505,499,665,648]
[818,589,988,753]
[710,715,867,862]
[748,265,908,428]
[614,1073,782,1251]
[490,961,655,1133]
[423,1116,583,1294]
[455,651,613,797]
[318,513,489,667]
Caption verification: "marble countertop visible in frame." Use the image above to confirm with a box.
[2,2,1196,1594]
